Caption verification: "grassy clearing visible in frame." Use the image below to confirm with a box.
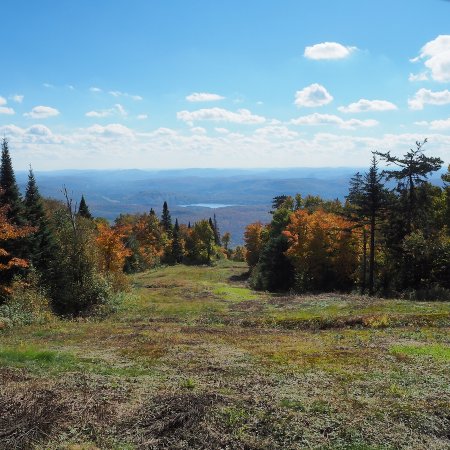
[0,260,449,449]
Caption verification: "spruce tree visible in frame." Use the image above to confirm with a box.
[78,195,93,219]
[24,168,57,276]
[0,138,24,225]
[161,201,173,236]
[213,213,221,246]
[171,219,183,263]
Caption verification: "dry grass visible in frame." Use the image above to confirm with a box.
[0,261,449,449]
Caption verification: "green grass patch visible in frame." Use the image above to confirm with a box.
[213,284,259,301]
[391,343,450,361]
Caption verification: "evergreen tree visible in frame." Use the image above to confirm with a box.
[0,138,24,225]
[213,214,221,246]
[171,219,183,263]
[375,139,442,233]
[24,168,57,276]
[78,195,93,219]
[346,158,387,295]
[161,201,173,236]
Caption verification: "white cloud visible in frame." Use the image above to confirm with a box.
[215,127,229,134]
[186,92,225,102]
[408,72,428,82]
[290,113,378,129]
[304,42,357,60]
[0,96,7,106]
[294,84,333,108]
[137,114,148,120]
[11,94,24,103]
[191,127,207,135]
[85,104,127,118]
[86,123,134,138]
[90,87,102,92]
[177,107,265,125]
[109,90,142,101]
[24,106,60,119]
[411,35,450,82]
[338,99,398,113]
[254,125,298,139]
[414,118,450,130]
[408,88,450,110]
[0,107,15,115]
[43,83,54,88]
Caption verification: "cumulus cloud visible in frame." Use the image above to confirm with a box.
[43,83,54,88]
[294,84,333,108]
[0,96,7,106]
[186,92,225,102]
[0,107,15,115]
[408,88,450,110]
[408,72,428,82]
[338,99,398,113]
[90,87,102,92]
[415,118,450,130]
[109,90,142,101]
[177,107,265,125]
[304,42,357,60]
[24,106,60,119]
[86,123,134,138]
[411,35,450,82]
[11,94,24,103]
[254,125,298,139]
[290,113,378,129]
[85,104,127,118]
[137,114,148,120]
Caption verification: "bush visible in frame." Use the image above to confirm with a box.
[404,284,450,301]
[0,275,52,329]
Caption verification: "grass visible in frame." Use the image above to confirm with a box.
[0,260,449,449]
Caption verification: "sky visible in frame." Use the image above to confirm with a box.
[1,0,450,170]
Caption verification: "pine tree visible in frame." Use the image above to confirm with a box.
[213,214,221,246]
[78,195,93,219]
[0,138,24,225]
[24,168,57,276]
[375,139,442,233]
[346,157,387,295]
[171,219,183,263]
[161,201,173,236]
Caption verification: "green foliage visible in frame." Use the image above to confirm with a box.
[77,194,93,219]
[0,274,52,328]
[48,204,113,317]
[24,168,57,280]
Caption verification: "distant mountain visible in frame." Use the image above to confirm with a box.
[16,168,445,245]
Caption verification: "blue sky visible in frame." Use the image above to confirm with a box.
[1,0,450,169]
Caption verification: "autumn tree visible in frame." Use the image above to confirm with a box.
[284,209,358,292]
[0,204,33,297]
[96,223,131,290]
[244,222,264,269]
[221,232,231,252]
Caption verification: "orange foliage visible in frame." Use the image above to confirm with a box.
[283,209,359,290]
[244,222,265,268]
[0,205,33,272]
[96,223,132,273]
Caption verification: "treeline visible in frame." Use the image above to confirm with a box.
[244,141,450,299]
[0,139,237,324]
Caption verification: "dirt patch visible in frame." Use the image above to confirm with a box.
[0,373,131,450]
[122,392,247,449]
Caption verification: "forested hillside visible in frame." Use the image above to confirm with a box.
[0,138,449,449]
